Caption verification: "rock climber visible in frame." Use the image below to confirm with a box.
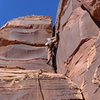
[45,31,59,65]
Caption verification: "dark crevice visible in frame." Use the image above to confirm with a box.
[37,73,45,100]
[52,26,60,73]
[52,25,55,37]
[52,46,57,73]
[52,26,57,73]
[81,5,100,28]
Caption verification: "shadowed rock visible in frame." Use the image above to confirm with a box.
[81,0,100,21]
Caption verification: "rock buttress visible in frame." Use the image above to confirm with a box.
[55,0,100,99]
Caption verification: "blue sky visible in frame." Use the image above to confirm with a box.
[0,0,59,27]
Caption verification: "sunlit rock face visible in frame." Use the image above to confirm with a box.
[0,14,85,100]
[56,0,100,99]
[0,0,100,99]
[0,15,53,72]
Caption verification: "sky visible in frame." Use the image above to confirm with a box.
[0,0,60,27]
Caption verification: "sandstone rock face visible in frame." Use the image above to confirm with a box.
[0,0,99,99]
[56,0,99,74]
[56,0,81,32]
[81,0,100,21]
[0,14,85,100]
[0,15,85,100]
[56,0,100,99]
[65,37,100,100]
[0,69,83,100]
[0,15,53,72]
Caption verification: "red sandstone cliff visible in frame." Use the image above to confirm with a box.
[0,0,100,100]
[55,0,100,100]
[0,15,53,72]
[0,15,83,100]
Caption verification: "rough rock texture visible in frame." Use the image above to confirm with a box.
[0,15,85,100]
[80,0,100,21]
[56,0,99,74]
[0,16,52,45]
[56,0,100,99]
[0,69,83,100]
[65,37,100,100]
[0,15,53,72]
[56,0,81,32]
[0,0,100,99]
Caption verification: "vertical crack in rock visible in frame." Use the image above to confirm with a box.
[37,70,45,100]
[52,49,57,73]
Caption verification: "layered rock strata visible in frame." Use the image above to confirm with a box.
[0,15,53,72]
[0,69,83,100]
[56,0,100,99]
[0,0,100,99]
[0,15,85,100]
